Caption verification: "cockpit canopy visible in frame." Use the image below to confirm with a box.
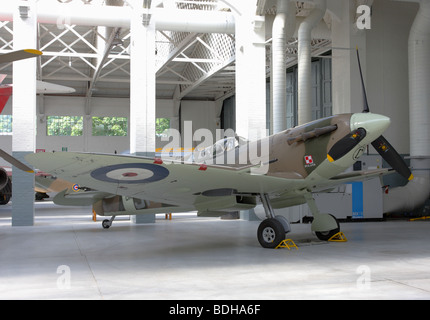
[195,135,247,163]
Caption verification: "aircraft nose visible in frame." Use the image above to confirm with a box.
[350,113,391,138]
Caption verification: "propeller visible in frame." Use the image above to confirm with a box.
[356,48,413,181]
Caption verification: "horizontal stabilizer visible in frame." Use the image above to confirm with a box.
[36,81,75,94]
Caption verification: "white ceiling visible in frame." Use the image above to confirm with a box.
[0,0,332,102]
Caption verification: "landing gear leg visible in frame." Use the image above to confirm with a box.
[304,193,340,241]
[257,194,291,249]
[102,215,116,229]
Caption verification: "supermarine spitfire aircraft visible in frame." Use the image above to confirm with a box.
[5,50,414,249]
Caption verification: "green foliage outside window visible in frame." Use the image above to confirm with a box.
[92,117,128,136]
[156,118,170,136]
[47,116,83,136]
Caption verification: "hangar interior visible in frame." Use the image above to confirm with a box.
[1,0,430,300]
[0,0,428,221]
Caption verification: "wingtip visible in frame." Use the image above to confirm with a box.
[24,49,42,56]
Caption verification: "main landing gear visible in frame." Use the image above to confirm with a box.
[304,193,340,241]
[257,194,291,249]
[256,193,341,248]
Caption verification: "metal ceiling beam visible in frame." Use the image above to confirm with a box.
[84,0,125,114]
[0,3,235,34]
[156,32,201,75]
[85,26,121,114]
[179,55,235,98]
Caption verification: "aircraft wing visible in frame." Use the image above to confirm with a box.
[0,49,42,64]
[25,152,305,211]
[24,151,395,214]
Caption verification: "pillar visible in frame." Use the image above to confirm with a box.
[235,7,266,141]
[11,0,37,226]
[331,1,366,115]
[130,3,156,224]
[297,0,326,125]
[235,5,266,221]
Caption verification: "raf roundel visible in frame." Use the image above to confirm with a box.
[90,163,169,184]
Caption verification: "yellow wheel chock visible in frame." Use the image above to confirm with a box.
[328,232,347,242]
[409,216,430,221]
[275,239,298,250]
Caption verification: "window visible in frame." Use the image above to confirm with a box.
[92,117,128,136]
[0,115,12,134]
[47,116,83,136]
[156,118,170,136]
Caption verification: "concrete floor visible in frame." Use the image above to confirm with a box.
[1,201,430,300]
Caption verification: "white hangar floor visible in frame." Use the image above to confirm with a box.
[0,202,430,300]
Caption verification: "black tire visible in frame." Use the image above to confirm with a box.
[315,215,340,241]
[102,219,111,229]
[257,218,286,249]
[0,179,11,205]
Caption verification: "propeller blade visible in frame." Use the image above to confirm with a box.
[327,128,367,162]
[371,136,413,181]
[0,149,34,173]
[356,47,370,113]
[356,49,413,181]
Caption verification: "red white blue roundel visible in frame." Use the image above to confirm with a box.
[90,163,169,184]
[72,184,80,192]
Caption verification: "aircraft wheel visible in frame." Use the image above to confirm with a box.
[102,219,111,229]
[315,215,340,241]
[257,218,286,249]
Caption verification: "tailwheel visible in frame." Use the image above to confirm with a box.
[257,218,286,249]
[102,219,111,229]
[102,216,116,229]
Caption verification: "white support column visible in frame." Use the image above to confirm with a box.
[235,6,267,223]
[235,9,267,141]
[11,0,37,226]
[130,4,156,224]
[297,0,326,125]
[331,1,366,115]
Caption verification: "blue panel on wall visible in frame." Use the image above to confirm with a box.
[352,182,364,219]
